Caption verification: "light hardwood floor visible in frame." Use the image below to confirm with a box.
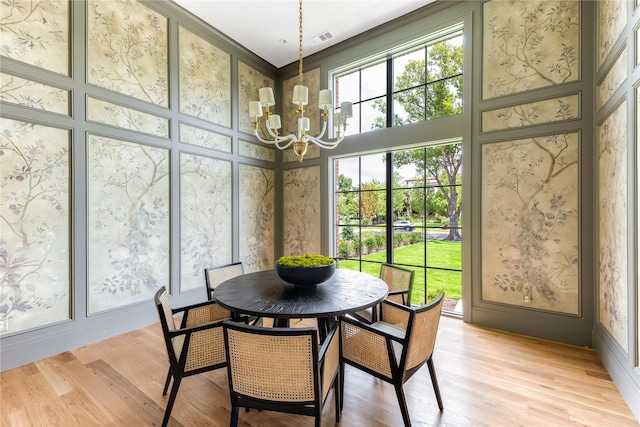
[1,315,637,427]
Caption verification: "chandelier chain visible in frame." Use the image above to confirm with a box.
[298,0,303,84]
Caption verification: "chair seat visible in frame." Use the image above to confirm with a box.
[350,307,373,323]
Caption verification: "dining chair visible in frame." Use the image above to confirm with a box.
[352,263,414,324]
[222,321,341,427]
[204,262,245,301]
[340,292,445,427]
[204,262,263,325]
[154,286,239,427]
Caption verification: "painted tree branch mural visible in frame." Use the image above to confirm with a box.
[87,97,168,138]
[180,124,231,152]
[482,95,579,132]
[598,101,628,351]
[483,0,579,99]
[179,26,230,126]
[283,166,320,256]
[87,0,168,106]
[88,135,169,313]
[240,164,274,272]
[0,0,69,75]
[180,153,232,291]
[0,72,69,114]
[482,132,579,314]
[0,118,70,334]
[238,62,274,135]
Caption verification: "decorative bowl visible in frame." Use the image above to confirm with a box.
[276,260,336,287]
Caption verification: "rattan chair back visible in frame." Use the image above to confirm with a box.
[223,321,341,427]
[379,263,414,305]
[352,263,414,324]
[204,262,244,300]
[401,294,444,372]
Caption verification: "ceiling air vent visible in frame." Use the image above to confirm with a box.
[311,31,333,44]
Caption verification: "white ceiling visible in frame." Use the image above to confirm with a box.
[172,0,436,68]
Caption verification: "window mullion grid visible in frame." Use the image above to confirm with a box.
[386,152,393,265]
[386,57,393,128]
[358,156,364,270]
[422,148,428,304]
[423,45,428,122]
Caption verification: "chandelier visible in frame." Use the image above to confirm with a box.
[249,0,352,162]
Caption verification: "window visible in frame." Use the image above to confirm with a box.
[333,143,462,310]
[332,26,463,136]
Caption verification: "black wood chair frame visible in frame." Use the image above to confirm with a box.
[340,293,444,426]
[223,321,341,427]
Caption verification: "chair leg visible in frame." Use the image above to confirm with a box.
[162,376,182,427]
[427,357,444,410]
[334,374,341,422]
[162,368,172,396]
[230,400,240,427]
[394,383,411,427]
[339,360,345,411]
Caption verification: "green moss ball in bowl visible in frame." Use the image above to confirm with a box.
[276,254,336,287]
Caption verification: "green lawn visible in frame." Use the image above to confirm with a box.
[338,239,462,304]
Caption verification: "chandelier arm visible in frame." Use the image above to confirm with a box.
[304,120,328,141]
[264,123,291,141]
[253,129,296,149]
[307,135,344,149]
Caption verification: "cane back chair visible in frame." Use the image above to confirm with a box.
[205,262,266,326]
[352,263,414,324]
[223,321,341,427]
[340,292,444,427]
[204,262,245,301]
[154,286,237,427]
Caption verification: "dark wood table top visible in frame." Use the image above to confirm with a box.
[213,269,388,320]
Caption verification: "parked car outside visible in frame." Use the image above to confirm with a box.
[393,220,415,231]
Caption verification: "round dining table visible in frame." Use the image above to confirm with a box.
[213,268,388,339]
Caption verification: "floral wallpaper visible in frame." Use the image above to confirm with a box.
[87,135,169,314]
[283,166,321,255]
[238,61,275,135]
[87,0,168,107]
[239,140,275,162]
[482,0,579,99]
[87,97,169,138]
[598,47,627,110]
[179,123,231,152]
[0,118,70,335]
[482,95,580,132]
[239,164,274,272]
[597,0,627,69]
[0,0,69,75]
[0,72,69,115]
[598,101,628,351]
[481,133,579,314]
[179,26,230,127]
[180,153,232,292]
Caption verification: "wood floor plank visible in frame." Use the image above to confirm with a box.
[86,358,168,426]
[1,316,637,426]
